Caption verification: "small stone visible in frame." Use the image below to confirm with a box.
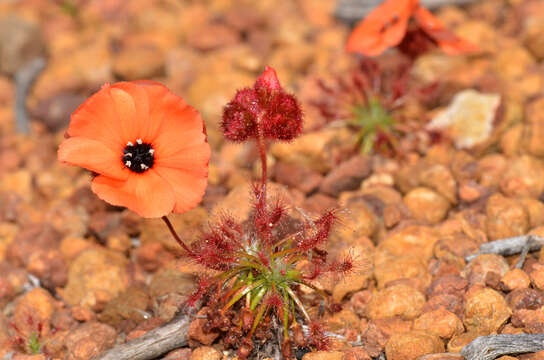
[413,309,464,339]
[136,241,174,272]
[427,90,501,149]
[519,198,544,229]
[302,351,344,360]
[458,181,483,203]
[366,284,426,320]
[61,248,129,308]
[31,92,86,131]
[332,200,378,243]
[186,24,239,51]
[486,194,529,240]
[419,163,457,204]
[125,317,164,341]
[478,154,507,188]
[500,155,544,198]
[270,127,352,173]
[113,43,165,80]
[1,170,33,202]
[98,286,150,327]
[163,348,191,360]
[71,305,95,322]
[0,15,45,74]
[462,254,510,286]
[447,330,483,353]
[378,226,439,262]
[188,308,219,346]
[417,354,463,360]
[149,269,197,321]
[13,287,56,338]
[500,269,531,291]
[385,331,444,360]
[374,254,430,290]
[424,294,464,319]
[528,263,544,290]
[303,193,338,215]
[505,288,544,310]
[63,322,116,360]
[403,187,450,224]
[464,287,511,334]
[523,17,544,60]
[319,155,372,197]
[274,162,323,194]
[426,275,468,298]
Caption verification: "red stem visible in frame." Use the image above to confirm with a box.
[161,216,195,257]
[256,128,271,248]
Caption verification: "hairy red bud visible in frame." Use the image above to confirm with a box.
[254,66,281,91]
[221,66,303,143]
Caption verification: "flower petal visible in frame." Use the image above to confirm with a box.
[414,6,478,55]
[135,80,190,143]
[154,166,208,214]
[346,0,415,56]
[152,104,209,175]
[155,140,210,177]
[91,170,175,218]
[110,82,151,142]
[58,137,128,180]
[67,83,124,152]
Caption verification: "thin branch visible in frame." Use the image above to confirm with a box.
[91,312,191,360]
[461,334,544,360]
[15,57,46,134]
[464,235,544,262]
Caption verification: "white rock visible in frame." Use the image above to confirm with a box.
[427,89,501,149]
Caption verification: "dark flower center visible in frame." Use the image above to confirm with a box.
[122,139,154,173]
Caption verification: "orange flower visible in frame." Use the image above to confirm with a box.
[58,81,210,218]
[346,0,477,57]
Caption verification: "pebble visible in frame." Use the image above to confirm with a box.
[500,155,544,198]
[385,331,444,360]
[413,308,464,339]
[528,262,544,290]
[274,162,323,194]
[462,254,510,286]
[189,346,222,360]
[63,322,116,360]
[463,287,511,334]
[378,225,439,262]
[403,187,451,224]
[374,253,430,291]
[486,194,529,240]
[319,155,372,197]
[302,351,344,360]
[61,248,129,309]
[500,268,531,291]
[366,284,426,320]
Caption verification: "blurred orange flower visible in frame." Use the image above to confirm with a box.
[58,81,210,218]
[346,0,477,57]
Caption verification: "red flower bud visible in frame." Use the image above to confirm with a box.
[221,88,259,142]
[254,66,281,91]
[221,66,303,143]
[261,91,303,141]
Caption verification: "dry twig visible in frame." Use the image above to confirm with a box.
[464,235,544,262]
[91,312,190,360]
[461,334,544,360]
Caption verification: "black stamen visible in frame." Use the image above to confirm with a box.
[122,140,154,173]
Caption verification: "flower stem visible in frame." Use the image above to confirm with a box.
[161,216,195,257]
